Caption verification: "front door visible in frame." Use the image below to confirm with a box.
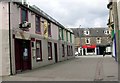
[15,39,31,72]
[54,43,58,63]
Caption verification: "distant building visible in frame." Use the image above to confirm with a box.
[72,28,112,56]
[0,1,75,76]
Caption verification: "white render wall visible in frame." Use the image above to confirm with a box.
[0,2,75,76]
[51,23,59,40]
[0,2,2,77]
[117,0,120,30]
[0,2,10,76]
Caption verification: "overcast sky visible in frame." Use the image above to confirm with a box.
[28,0,109,28]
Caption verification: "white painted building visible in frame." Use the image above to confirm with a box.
[0,1,75,76]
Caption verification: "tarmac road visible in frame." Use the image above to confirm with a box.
[2,55,118,81]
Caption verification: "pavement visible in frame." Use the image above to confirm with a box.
[2,55,118,81]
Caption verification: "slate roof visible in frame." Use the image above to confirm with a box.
[71,27,110,37]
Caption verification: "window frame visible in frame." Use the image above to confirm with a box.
[35,15,41,34]
[84,30,90,35]
[48,21,51,37]
[48,42,52,60]
[96,37,101,44]
[85,38,90,44]
[62,44,65,57]
[21,8,28,23]
[36,40,42,62]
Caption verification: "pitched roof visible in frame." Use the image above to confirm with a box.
[71,27,110,37]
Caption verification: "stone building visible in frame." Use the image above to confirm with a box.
[72,28,112,56]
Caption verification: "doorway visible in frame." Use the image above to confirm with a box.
[54,43,58,63]
[15,39,31,73]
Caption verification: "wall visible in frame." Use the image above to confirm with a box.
[1,2,11,76]
[1,2,75,75]
[0,2,2,76]
[80,37,111,46]
[51,23,59,40]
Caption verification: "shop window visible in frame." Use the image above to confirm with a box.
[36,40,42,61]
[48,42,52,60]
[87,48,95,53]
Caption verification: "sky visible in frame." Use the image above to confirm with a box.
[28,0,109,28]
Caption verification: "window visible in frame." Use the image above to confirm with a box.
[62,44,65,57]
[85,38,90,44]
[21,8,28,23]
[71,46,73,56]
[48,42,52,60]
[84,30,90,35]
[35,16,41,33]
[87,48,94,53]
[62,29,64,40]
[36,40,42,61]
[48,22,51,37]
[67,45,69,56]
[70,33,72,43]
[66,31,68,41]
[104,30,109,35]
[96,37,101,44]
[59,28,62,40]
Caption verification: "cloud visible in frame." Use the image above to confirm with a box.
[28,0,109,28]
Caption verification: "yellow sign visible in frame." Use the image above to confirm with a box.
[44,20,48,38]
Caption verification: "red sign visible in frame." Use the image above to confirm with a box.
[82,45,96,48]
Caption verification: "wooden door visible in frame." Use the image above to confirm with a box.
[15,39,31,72]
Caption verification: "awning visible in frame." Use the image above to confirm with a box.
[82,45,96,48]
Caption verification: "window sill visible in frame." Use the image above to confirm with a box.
[35,31,41,35]
[48,58,52,60]
[36,59,43,62]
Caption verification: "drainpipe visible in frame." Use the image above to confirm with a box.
[8,2,13,75]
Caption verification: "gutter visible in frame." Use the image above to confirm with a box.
[8,2,13,75]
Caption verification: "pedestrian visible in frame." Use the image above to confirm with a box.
[103,51,105,57]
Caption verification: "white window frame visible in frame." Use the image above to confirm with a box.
[84,30,90,35]
[96,37,101,44]
[85,38,90,44]
[104,30,109,35]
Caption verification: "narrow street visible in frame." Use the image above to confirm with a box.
[2,55,118,81]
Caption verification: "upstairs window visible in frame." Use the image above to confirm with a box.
[62,29,64,40]
[96,37,101,44]
[48,22,51,37]
[104,30,110,35]
[85,38,90,44]
[59,28,62,40]
[66,31,68,41]
[35,16,41,34]
[84,30,90,35]
[21,8,28,23]
[70,33,72,43]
